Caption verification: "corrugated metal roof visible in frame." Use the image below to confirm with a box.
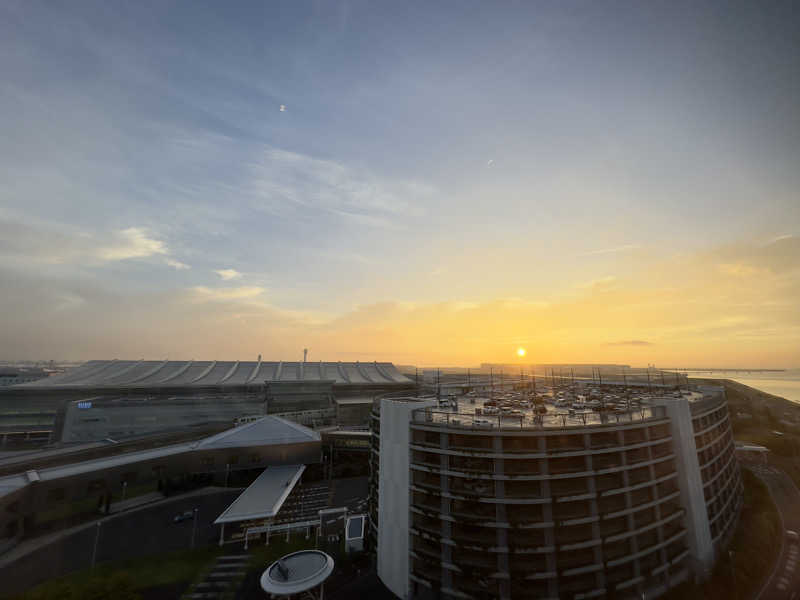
[15,360,411,388]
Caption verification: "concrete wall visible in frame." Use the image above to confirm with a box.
[377,397,436,599]
[653,397,714,578]
[60,397,264,443]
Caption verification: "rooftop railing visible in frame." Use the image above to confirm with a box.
[411,405,666,431]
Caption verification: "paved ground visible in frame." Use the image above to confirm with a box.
[185,553,249,599]
[751,464,800,600]
[0,487,241,596]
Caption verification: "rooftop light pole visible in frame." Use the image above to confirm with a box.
[191,508,198,549]
[91,521,101,569]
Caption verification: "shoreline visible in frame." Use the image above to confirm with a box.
[689,377,800,422]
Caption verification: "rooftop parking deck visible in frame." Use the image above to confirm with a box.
[410,389,676,430]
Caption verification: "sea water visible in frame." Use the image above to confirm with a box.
[686,369,800,403]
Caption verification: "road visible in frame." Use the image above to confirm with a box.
[0,488,240,596]
[751,465,800,600]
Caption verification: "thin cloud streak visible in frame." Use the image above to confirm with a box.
[580,244,640,256]
[215,269,242,281]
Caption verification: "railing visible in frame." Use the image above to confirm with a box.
[412,406,666,430]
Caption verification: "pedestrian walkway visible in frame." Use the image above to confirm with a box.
[184,553,249,599]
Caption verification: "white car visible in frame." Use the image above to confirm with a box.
[173,510,194,523]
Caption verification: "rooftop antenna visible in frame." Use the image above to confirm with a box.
[303,348,308,363]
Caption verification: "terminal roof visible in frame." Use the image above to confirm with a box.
[0,417,318,501]
[195,416,319,449]
[14,359,411,388]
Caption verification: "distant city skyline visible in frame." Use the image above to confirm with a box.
[1,1,798,367]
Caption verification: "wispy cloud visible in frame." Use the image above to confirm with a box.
[718,263,760,278]
[96,228,167,261]
[580,244,640,256]
[248,147,432,227]
[166,259,191,270]
[190,286,264,302]
[215,269,242,281]
[606,340,654,346]
[766,234,793,245]
[0,220,178,267]
[577,275,618,289]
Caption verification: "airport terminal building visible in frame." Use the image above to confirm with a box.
[2,359,413,445]
[370,386,741,599]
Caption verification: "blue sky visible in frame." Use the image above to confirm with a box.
[1,1,798,365]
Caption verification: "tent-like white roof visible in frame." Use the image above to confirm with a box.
[214,464,305,524]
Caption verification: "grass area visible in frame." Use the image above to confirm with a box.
[110,480,159,504]
[246,535,322,570]
[37,496,100,525]
[36,480,161,529]
[9,547,220,600]
[662,468,780,600]
[178,534,325,600]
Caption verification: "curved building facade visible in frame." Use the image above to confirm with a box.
[370,387,741,600]
[690,394,742,549]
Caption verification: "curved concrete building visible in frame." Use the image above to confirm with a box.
[370,386,741,600]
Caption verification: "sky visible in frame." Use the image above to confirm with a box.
[0,1,798,368]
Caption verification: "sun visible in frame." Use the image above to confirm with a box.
[516,347,526,357]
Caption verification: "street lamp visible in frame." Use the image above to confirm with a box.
[190,508,199,549]
[91,521,102,568]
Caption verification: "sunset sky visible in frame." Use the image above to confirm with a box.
[1,1,798,367]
